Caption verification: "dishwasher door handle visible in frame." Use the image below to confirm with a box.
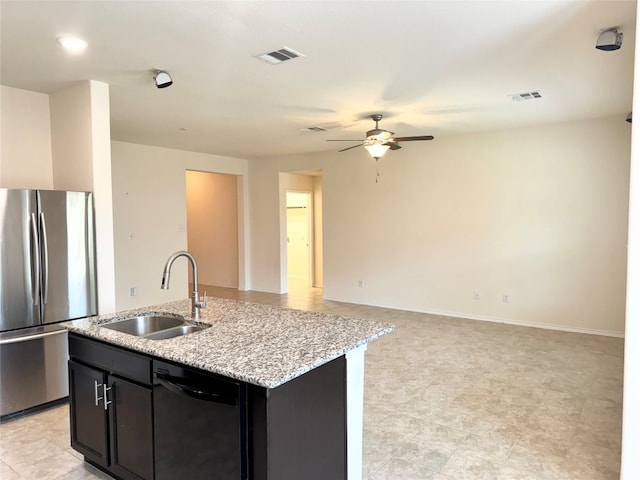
[154,372,238,406]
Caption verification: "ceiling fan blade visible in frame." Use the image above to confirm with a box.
[326,139,365,142]
[385,141,402,150]
[394,135,434,142]
[338,143,365,152]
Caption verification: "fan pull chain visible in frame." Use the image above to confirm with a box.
[376,158,380,183]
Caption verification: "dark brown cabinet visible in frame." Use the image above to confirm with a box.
[68,332,348,480]
[68,334,154,480]
[249,355,347,480]
[68,360,109,467]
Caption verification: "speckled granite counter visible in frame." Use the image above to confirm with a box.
[61,297,394,388]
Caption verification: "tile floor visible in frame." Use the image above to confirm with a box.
[0,283,624,479]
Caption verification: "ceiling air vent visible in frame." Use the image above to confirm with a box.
[511,90,543,102]
[300,126,327,132]
[255,47,304,65]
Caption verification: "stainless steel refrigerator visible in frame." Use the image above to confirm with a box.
[0,189,97,417]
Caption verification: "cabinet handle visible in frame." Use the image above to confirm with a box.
[94,380,103,407]
[103,384,112,411]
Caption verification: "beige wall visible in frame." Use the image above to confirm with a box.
[2,84,630,337]
[251,116,630,335]
[50,81,116,314]
[186,170,239,288]
[1,82,116,314]
[111,141,248,311]
[313,176,324,288]
[50,82,94,191]
[0,85,53,188]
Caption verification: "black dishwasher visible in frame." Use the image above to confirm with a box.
[152,360,247,480]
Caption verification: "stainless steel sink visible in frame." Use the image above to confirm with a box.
[100,314,209,340]
[144,324,209,340]
[101,315,185,336]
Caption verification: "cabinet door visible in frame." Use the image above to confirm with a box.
[68,360,109,467]
[108,375,154,480]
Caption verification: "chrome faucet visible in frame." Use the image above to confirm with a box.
[161,251,206,319]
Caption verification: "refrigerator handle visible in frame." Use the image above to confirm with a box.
[39,212,49,306]
[30,213,40,306]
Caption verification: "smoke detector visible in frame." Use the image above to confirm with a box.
[596,28,623,51]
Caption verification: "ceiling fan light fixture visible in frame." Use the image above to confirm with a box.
[364,143,390,160]
[57,35,88,54]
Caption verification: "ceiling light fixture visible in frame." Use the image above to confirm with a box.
[153,69,173,88]
[596,27,623,51]
[364,143,390,160]
[57,36,88,54]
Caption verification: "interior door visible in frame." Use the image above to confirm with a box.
[286,192,312,287]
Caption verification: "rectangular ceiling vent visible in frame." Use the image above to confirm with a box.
[255,47,304,65]
[511,90,542,102]
[300,126,327,132]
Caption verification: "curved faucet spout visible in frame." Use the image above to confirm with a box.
[160,251,206,319]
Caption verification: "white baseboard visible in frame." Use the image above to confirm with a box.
[322,295,624,338]
[434,309,624,338]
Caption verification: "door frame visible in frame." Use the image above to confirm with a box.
[285,190,314,289]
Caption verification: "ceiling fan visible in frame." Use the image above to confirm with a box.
[327,114,434,159]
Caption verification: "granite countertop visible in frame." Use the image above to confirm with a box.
[61,297,394,388]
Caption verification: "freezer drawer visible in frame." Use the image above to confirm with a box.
[0,325,69,417]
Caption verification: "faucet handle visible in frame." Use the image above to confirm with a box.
[195,291,207,309]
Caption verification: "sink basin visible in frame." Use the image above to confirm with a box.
[100,314,210,340]
[101,315,184,336]
[144,324,209,340]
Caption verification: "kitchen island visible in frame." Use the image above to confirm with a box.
[62,297,394,480]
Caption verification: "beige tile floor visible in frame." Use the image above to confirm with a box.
[0,282,624,479]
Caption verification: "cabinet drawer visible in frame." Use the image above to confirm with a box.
[69,334,152,385]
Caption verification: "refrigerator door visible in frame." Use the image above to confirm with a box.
[37,190,97,324]
[0,189,39,332]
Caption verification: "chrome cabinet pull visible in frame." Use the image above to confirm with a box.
[103,384,112,411]
[94,380,103,407]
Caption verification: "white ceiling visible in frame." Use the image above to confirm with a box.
[0,1,635,160]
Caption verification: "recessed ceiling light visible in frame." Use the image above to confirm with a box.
[57,36,88,53]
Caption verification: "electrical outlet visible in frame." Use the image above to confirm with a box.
[474,290,480,300]
[502,293,509,303]
[129,287,137,297]
[358,280,364,288]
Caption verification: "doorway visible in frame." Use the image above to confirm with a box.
[286,191,313,288]
[185,170,239,289]
[279,171,323,294]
